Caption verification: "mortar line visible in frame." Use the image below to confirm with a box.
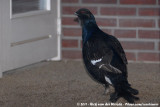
[118,38,160,42]
[125,50,160,53]
[117,0,120,5]
[79,0,82,4]
[136,7,139,16]
[156,0,159,5]
[62,36,81,40]
[62,25,160,30]
[117,16,119,27]
[135,51,138,61]
[97,6,101,16]
[62,48,82,51]
[62,15,160,20]
[136,28,139,39]
[155,19,159,28]
[62,4,160,8]
[78,38,82,49]
[154,41,159,51]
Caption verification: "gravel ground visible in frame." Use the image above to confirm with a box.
[0,60,160,107]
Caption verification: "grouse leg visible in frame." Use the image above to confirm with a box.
[103,84,109,95]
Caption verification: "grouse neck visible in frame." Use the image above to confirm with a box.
[82,23,99,44]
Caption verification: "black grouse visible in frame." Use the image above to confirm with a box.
[74,8,139,103]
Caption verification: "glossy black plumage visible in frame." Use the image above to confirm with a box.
[75,8,139,103]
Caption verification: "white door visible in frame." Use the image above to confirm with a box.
[0,0,61,77]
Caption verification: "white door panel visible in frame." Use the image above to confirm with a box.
[9,37,57,69]
[0,0,60,76]
[11,14,56,42]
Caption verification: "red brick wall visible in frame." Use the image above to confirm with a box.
[61,0,160,62]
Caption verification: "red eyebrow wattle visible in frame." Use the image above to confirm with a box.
[81,11,86,13]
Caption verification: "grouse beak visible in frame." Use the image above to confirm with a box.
[74,12,78,16]
[74,12,79,22]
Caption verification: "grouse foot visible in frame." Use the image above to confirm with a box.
[109,92,120,102]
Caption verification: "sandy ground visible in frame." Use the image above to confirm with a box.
[0,60,160,107]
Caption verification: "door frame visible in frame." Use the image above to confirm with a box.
[0,0,61,77]
[0,0,3,77]
[0,0,11,77]
[51,0,61,61]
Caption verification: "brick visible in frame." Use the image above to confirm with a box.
[126,52,136,61]
[120,0,156,5]
[119,19,155,28]
[82,0,117,4]
[159,42,160,50]
[159,19,160,28]
[62,39,78,48]
[121,41,154,50]
[139,8,160,16]
[96,18,117,27]
[62,6,98,15]
[62,17,78,25]
[101,7,136,16]
[62,50,82,59]
[63,28,82,36]
[114,29,136,38]
[62,0,79,3]
[138,30,160,39]
[138,52,160,61]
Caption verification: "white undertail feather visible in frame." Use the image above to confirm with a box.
[91,58,102,65]
[105,76,112,84]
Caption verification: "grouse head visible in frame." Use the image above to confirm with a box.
[74,8,96,26]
